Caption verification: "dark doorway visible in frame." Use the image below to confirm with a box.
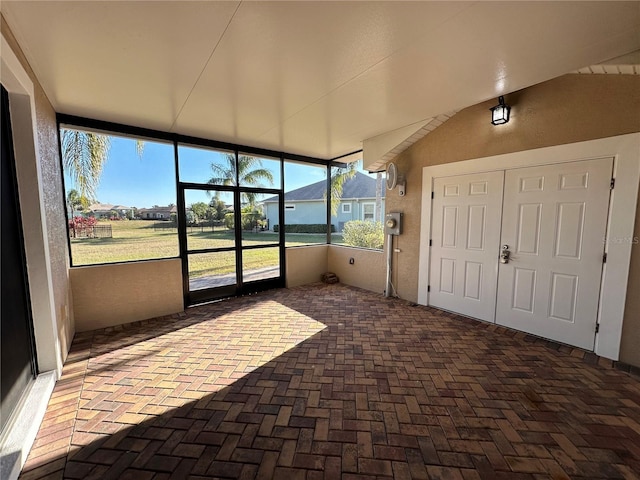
[1,84,37,433]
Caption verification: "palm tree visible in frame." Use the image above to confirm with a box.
[61,128,144,201]
[208,153,274,205]
[66,189,88,217]
[62,129,109,202]
[329,161,357,216]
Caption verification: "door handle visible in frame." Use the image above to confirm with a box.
[500,245,511,264]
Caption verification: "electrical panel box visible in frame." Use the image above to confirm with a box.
[385,212,402,235]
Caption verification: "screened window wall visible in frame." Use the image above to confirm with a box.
[60,122,379,270]
[61,127,178,266]
[330,161,385,251]
[276,160,331,246]
[176,145,283,296]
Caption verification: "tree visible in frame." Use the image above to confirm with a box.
[240,204,264,231]
[208,198,228,221]
[342,220,384,250]
[66,189,89,217]
[190,202,209,222]
[208,154,274,206]
[185,211,197,224]
[61,128,144,201]
[329,161,358,216]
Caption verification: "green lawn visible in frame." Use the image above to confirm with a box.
[70,220,341,278]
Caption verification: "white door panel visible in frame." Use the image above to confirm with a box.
[429,171,504,322]
[495,158,613,350]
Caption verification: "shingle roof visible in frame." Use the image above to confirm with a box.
[138,205,178,213]
[88,203,134,211]
[88,203,114,211]
[264,172,384,203]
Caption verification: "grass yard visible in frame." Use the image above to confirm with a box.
[71,221,341,278]
[70,221,179,265]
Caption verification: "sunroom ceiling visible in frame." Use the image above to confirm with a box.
[2,1,639,160]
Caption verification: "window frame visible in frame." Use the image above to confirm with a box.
[341,203,351,214]
[361,202,375,221]
[58,114,340,268]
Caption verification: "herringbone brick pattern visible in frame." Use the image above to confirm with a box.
[20,284,640,479]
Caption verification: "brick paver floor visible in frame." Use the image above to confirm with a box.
[20,283,640,480]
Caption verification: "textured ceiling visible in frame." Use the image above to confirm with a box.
[3,1,639,160]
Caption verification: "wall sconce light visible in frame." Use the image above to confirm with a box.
[490,96,510,125]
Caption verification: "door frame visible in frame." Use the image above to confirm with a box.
[1,32,60,479]
[178,182,285,306]
[2,83,38,433]
[1,33,61,375]
[418,133,640,360]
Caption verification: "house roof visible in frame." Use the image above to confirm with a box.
[138,206,178,213]
[88,203,133,212]
[88,203,115,212]
[264,172,384,203]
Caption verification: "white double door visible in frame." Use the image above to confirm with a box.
[429,158,613,350]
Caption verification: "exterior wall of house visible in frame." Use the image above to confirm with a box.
[328,245,385,293]
[70,259,183,331]
[266,200,327,230]
[333,199,385,231]
[1,16,74,367]
[284,201,325,226]
[386,74,640,365]
[286,245,328,287]
[265,202,280,229]
[267,199,386,231]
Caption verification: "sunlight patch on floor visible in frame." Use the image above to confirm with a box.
[68,300,327,449]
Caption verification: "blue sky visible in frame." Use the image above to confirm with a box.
[64,135,342,209]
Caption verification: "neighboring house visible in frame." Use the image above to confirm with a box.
[138,205,177,220]
[87,203,134,219]
[263,172,385,232]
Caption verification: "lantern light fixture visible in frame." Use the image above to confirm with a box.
[490,95,510,125]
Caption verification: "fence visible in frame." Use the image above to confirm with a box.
[153,221,226,233]
[70,224,113,238]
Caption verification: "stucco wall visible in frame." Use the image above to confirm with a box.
[1,16,74,365]
[621,200,640,367]
[328,245,385,294]
[386,74,640,364]
[71,259,183,332]
[286,245,328,287]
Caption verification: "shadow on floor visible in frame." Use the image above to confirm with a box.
[20,284,640,480]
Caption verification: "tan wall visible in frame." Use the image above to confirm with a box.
[328,245,385,294]
[387,74,640,364]
[1,17,74,364]
[620,202,640,367]
[71,259,183,332]
[286,245,328,287]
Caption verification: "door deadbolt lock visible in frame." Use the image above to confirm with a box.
[500,245,511,264]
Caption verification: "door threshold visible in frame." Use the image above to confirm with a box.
[0,371,56,480]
